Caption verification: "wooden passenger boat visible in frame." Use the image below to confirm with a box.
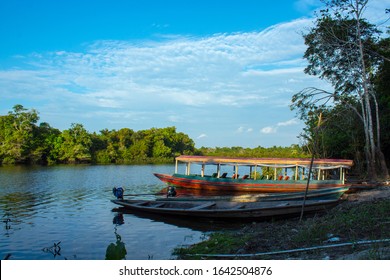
[154,155,354,193]
[111,198,340,219]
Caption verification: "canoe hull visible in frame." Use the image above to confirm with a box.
[111,199,339,219]
[158,186,349,202]
[154,173,348,193]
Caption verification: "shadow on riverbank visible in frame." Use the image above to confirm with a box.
[174,186,390,260]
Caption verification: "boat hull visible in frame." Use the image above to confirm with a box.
[158,186,349,202]
[111,199,339,219]
[154,173,349,193]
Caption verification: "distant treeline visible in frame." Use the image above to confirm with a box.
[197,145,309,159]
[0,105,195,165]
[0,105,309,165]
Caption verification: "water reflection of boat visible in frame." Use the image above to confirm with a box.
[111,199,339,220]
[112,207,247,232]
[154,155,354,193]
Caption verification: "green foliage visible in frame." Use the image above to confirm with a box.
[91,126,196,164]
[173,232,250,259]
[0,105,196,165]
[197,145,309,159]
[291,0,390,176]
[374,37,390,164]
[0,105,60,164]
[295,105,366,170]
[57,123,93,163]
[303,15,380,96]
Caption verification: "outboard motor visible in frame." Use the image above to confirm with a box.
[167,186,177,198]
[113,187,124,200]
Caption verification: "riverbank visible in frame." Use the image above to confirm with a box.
[174,186,390,260]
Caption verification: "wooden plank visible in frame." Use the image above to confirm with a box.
[150,203,165,208]
[189,202,216,210]
[133,202,149,206]
[230,204,246,209]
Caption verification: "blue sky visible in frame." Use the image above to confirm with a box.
[0,0,388,148]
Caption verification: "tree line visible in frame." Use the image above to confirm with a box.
[0,105,310,166]
[0,105,196,165]
[197,145,309,158]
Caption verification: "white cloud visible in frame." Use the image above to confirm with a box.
[236,126,254,134]
[261,118,300,135]
[261,126,277,134]
[197,134,208,139]
[277,118,299,127]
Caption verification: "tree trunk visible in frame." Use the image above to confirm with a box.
[355,0,377,180]
[371,92,389,178]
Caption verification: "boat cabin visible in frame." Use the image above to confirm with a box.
[174,155,354,184]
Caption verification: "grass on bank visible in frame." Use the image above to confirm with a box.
[173,199,390,259]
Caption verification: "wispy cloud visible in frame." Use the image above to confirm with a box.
[236,126,253,133]
[261,118,300,134]
[261,126,278,134]
[277,118,299,127]
[0,18,323,146]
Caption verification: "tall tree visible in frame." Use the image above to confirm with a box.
[291,0,389,179]
[0,105,39,163]
[57,123,93,163]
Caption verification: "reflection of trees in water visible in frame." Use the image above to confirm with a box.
[1,192,38,220]
[2,212,22,237]
[105,213,127,260]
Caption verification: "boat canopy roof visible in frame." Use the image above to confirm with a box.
[176,155,353,169]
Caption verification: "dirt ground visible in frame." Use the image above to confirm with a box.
[346,185,390,202]
[336,185,390,259]
[238,185,390,260]
[177,185,390,260]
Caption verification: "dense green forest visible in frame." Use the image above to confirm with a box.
[0,105,196,165]
[0,104,309,165]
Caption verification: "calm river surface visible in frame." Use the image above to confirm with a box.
[0,164,246,260]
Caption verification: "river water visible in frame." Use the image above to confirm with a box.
[0,164,246,260]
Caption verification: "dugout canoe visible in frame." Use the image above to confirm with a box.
[111,198,340,219]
